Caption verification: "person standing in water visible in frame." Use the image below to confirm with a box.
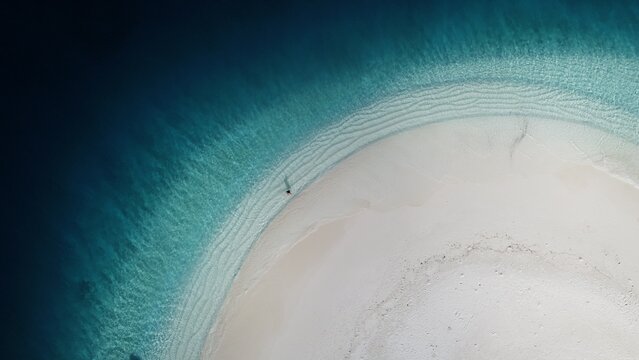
[284,176,292,195]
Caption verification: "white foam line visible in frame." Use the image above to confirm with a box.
[157,82,639,359]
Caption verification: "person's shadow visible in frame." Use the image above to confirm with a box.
[284,176,292,195]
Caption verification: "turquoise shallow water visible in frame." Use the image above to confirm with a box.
[34,1,639,359]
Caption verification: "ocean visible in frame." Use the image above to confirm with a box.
[6,0,639,359]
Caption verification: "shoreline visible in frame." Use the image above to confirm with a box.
[158,83,639,360]
[204,117,639,359]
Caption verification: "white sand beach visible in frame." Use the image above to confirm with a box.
[202,118,639,359]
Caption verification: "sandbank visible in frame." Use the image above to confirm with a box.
[204,118,639,359]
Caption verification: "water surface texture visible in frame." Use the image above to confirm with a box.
[11,1,639,359]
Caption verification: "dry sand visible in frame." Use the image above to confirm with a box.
[203,118,639,359]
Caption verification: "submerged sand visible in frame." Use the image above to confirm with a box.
[203,118,639,359]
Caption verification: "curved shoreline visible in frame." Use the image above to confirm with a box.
[207,118,639,359]
[159,83,639,359]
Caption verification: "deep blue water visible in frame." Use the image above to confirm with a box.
[5,0,639,359]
